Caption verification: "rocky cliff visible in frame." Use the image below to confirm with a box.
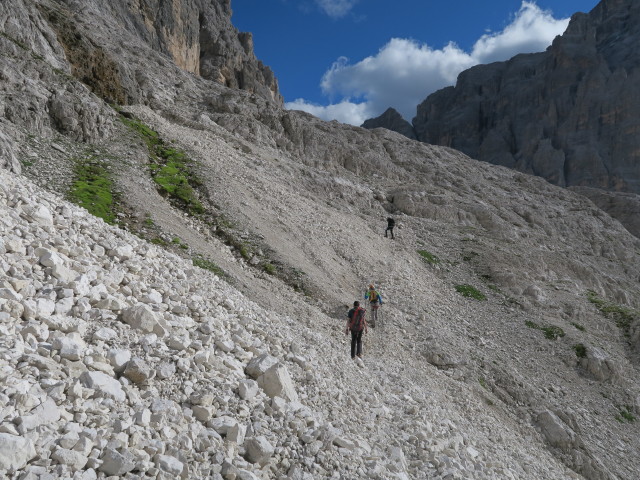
[363,0,640,236]
[0,0,280,148]
[412,0,640,194]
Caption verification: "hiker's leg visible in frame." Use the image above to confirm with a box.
[351,331,357,358]
[356,330,363,356]
[391,227,394,239]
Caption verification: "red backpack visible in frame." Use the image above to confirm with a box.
[350,307,366,332]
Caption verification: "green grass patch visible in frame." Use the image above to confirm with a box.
[542,325,565,340]
[120,114,204,215]
[68,157,118,224]
[0,31,28,50]
[525,320,565,340]
[573,343,587,358]
[586,290,639,332]
[455,284,486,301]
[478,377,488,390]
[525,320,540,329]
[263,262,277,275]
[236,243,251,260]
[570,322,586,332]
[417,250,440,264]
[193,255,226,278]
[615,406,636,423]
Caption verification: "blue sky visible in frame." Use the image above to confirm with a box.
[232,1,598,125]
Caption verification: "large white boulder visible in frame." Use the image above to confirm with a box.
[120,305,167,336]
[245,353,279,379]
[0,433,36,471]
[257,364,298,402]
[243,436,274,466]
[79,371,126,402]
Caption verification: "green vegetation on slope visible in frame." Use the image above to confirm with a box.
[455,284,486,301]
[418,249,440,265]
[525,320,566,341]
[586,290,639,333]
[68,157,118,224]
[120,114,204,215]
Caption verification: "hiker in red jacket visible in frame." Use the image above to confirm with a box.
[346,301,368,359]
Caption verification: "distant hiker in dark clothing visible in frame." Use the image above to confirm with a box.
[346,301,367,359]
[385,217,395,239]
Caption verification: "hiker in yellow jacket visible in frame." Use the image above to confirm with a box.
[364,284,383,327]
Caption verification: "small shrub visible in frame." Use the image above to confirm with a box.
[615,406,636,423]
[542,325,565,340]
[193,256,226,278]
[570,322,586,332]
[573,343,587,358]
[238,244,251,260]
[525,320,566,340]
[151,237,168,246]
[462,251,478,262]
[455,284,486,301]
[586,290,638,332]
[263,262,276,275]
[478,377,488,389]
[417,250,440,264]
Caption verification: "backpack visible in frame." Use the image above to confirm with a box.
[350,307,366,332]
[368,290,378,302]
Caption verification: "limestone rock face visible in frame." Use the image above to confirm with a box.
[362,108,417,140]
[0,0,281,155]
[412,0,640,196]
[39,0,282,105]
[570,187,640,238]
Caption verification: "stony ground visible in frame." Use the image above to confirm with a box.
[2,1,640,478]
[3,95,640,479]
[0,163,574,480]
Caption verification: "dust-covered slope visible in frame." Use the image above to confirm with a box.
[2,1,640,479]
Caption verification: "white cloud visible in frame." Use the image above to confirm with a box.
[472,1,569,63]
[288,1,570,125]
[315,0,359,18]
[285,98,373,126]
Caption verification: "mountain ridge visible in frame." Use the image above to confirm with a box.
[362,0,640,237]
[2,1,640,479]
